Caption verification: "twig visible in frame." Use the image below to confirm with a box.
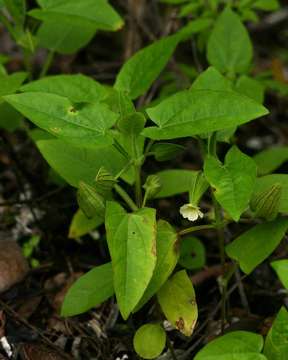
[166,336,178,360]
[0,187,65,207]
[0,299,72,359]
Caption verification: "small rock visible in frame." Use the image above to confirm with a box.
[0,240,29,292]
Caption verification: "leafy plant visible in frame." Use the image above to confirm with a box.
[0,0,288,358]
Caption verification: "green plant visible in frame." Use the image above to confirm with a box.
[0,1,288,358]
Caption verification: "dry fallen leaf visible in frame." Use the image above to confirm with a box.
[21,343,68,360]
[0,240,29,292]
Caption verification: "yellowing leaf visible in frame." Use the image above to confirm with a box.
[135,220,179,311]
[157,270,198,336]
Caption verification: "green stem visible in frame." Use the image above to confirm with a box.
[134,165,142,207]
[23,49,33,80]
[212,194,227,333]
[178,223,216,236]
[114,160,133,180]
[142,190,148,208]
[39,50,55,78]
[144,139,154,157]
[114,184,138,212]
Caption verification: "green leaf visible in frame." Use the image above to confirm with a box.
[157,270,198,336]
[104,89,135,121]
[30,0,124,32]
[253,147,288,176]
[0,102,22,131]
[155,169,198,198]
[118,112,146,136]
[61,262,114,317]
[4,0,26,27]
[105,201,157,319]
[226,217,288,274]
[179,236,206,270]
[36,20,95,54]
[135,220,179,310]
[142,89,268,140]
[271,260,288,289]
[21,74,107,103]
[207,8,253,74]
[264,307,288,360]
[68,209,103,239]
[253,0,280,11]
[191,66,232,91]
[235,76,264,104]
[133,324,166,359]
[204,146,257,221]
[194,331,266,360]
[253,175,288,213]
[36,139,127,187]
[114,34,180,99]
[177,18,212,42]
[5,92,117,147]
[0,72,27,100]
[150,142,184,161]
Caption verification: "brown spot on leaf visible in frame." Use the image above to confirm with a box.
[68,106,77,114]
[175,317,185,331]
[173,234,181,254]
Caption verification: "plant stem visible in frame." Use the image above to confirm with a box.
[144,139,154,157]
[39,50,54,78]
[134,165,142,207]
[212,194,227,332]
[114,160,133,180]
[142,190,148,208]
[166,337,177,360]
[213,197,225,266]
[114,184,138,212]
[178,223,216,236]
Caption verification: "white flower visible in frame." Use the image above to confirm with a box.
[180,203,204,222]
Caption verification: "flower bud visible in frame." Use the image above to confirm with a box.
[95,167,116,195]
[143,175,162,200]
